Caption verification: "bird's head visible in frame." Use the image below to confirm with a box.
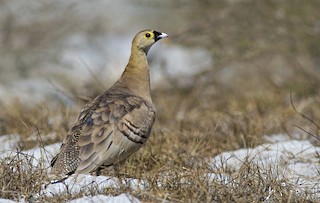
[132,30,168,54]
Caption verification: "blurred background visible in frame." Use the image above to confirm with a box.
[0,0,319,146]
[0,0,213,104]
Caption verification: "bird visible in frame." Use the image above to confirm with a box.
[50,29,168,177]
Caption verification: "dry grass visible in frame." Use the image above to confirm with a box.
[0,150,48,200]
[0,0,320,202]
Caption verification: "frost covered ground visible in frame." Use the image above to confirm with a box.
[0,133,319,202]
[211,135,320,200]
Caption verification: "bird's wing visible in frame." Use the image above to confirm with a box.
[71,93,155,174]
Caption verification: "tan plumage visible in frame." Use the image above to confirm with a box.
[50,30,168,176]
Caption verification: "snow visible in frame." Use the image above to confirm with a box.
[211,135,320,198]
[42,174,145,197]
[0,134,22,152]
[0,199,17,203]
[0,141,60,168]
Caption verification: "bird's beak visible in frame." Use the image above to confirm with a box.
[158,32,168,39]
[154,31,169,41]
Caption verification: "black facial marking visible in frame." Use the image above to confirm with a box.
[153,31,162,41]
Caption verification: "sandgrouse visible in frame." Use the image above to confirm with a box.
[51,30,168,176]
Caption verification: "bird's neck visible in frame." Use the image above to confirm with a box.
[112,47,152,103]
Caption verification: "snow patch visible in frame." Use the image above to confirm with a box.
[0,142,60,168]
[211,137,320,198]
[0,199,17,203]
[0,134,22,152]
[42,174,145,197]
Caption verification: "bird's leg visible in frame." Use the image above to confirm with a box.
[95,167,103,176]
[94,164,114,176]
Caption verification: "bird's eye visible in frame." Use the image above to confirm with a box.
[145,33,151,38]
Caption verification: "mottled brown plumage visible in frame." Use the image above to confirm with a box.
[50,30,168,176]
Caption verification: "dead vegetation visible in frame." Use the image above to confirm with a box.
[0,151,47,200]
[0,0,319,202]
